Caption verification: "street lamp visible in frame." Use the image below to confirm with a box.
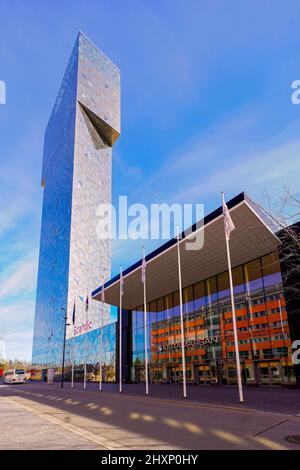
[61,307,70,389]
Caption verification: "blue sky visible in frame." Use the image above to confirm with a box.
[0,0,300,360]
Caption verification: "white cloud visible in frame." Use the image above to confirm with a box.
[127,107,300,208]
[6,331,33,341]
[175,139,300,203]
[0,253,38,300]
[0,299,35,361]
[5,331,33,361]
[0,299,35,323]
[0,198,32,240]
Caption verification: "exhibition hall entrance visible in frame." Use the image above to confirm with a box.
[166,366,195,384]
[167,366,182,384]
[255,361,287,386]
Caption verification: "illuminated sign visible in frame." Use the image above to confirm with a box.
[74,321,92,336]
[160,336,219,352]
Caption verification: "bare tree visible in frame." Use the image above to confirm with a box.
[251,186,300,296]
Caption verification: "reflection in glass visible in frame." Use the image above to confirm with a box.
[130,252,294,386]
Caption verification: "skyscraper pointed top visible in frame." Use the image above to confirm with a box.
[76,31,120,145]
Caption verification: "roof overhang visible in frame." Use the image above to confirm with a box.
[92,193,280,309]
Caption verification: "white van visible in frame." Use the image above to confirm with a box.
[3,369,27,384]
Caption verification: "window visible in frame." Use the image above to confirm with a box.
[183,286,193,319]
[194,281,206,312]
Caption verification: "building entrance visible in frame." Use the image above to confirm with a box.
[133,366,145,383]
[166,366,195,384]
[167,366,182,384]
[194,364,217,384]
[133,359,296,386]
[257,361,283,385]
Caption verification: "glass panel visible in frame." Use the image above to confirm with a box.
[206,277,218,332]
[165,294,174,320]
[194,281,206,312]
[244,259,270,359]
[156,297,165,323]
[136,306,144,329]
[149,301,157,328]
[233,266,245,296]
[173,291,180,319]
[262,252,291,356]
[129,251,293,386]
[183,286,193,320]
[183,286,193,343]
[262,252,282,290]
[132,310,138,330]
[244,259,264,297]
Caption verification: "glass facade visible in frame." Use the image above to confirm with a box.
[32,33,78,367]
[65,322,117,382]
[31,322,117,382]
[131,252,295,386]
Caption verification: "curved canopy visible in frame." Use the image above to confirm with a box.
[92,193,280,310]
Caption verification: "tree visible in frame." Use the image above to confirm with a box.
[253,186,300,296]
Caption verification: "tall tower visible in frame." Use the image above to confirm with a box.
[32,32,120,366]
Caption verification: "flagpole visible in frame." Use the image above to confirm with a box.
[222,191,244,403]
[84,292,88,390]
[142,248,149,395]
[119,266,123,393]
[99,304,103,391]
[99,278,104,391]
[71,356,74,388]
[71,297,76,389]
[176,225,187,398]
[71,335,74,389]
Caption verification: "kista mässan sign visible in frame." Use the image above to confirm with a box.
[160,336,219,352]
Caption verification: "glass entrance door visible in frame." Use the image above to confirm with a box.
[167,366,180,383]
[167,366,191,384]
[134,366,145,383]
[171,368,182,383]
[270,365,283,385]
[260,366,270,385]
[197,364,211,384]
[259,363,283,385]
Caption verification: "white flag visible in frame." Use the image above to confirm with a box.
[101,276,105,303]
[141,249,146,284]
[222,192,235,240]
[120,268,124,296]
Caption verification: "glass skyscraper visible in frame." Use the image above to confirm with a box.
[32,32,120,367]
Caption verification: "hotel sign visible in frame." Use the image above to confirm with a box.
[160,336,219,352]
[74,321,93,336]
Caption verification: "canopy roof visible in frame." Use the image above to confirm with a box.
[92,193,280,309]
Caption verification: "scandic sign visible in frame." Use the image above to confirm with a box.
[74,321,92,336]
[160,336,219,352]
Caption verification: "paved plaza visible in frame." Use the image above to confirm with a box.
[0,382,300,450]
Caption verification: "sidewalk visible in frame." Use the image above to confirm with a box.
[2,382,300,450]
[0,396,103,450]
